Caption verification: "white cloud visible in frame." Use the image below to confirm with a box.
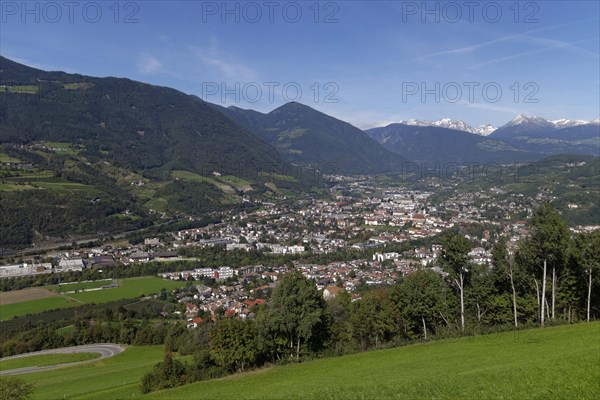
[138,54,163,74]
[403,20,598,64]
[188,44,258,82]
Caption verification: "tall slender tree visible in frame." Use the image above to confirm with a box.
[492,239,519,327]
[440,233,472,332]
[573,231,600,322]
[519,204,569,326]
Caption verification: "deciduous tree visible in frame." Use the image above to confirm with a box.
[258,270,329,360]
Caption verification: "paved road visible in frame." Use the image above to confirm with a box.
[0,344,125,376]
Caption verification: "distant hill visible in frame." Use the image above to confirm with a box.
[429,154,600,226]
[213,102,407,175]
[365,123,538,165]
[0,56,293,180]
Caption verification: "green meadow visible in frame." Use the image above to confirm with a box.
[0,296,80,321]
[0,277,186,320]
[5,323,598,399]
[66,277,184,304]
[48,279,114,293]
[145,323,600,400]
[17,346,167,400]
[0,153,21,163]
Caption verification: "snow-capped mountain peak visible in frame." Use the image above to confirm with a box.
[551,118,592,128]
[431,118,474,133]
[505,114,553,128]
[474,124,496,136]
[398,119,430,127]
[398,118,496,136]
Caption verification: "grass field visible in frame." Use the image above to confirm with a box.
[48,279,113,293]
[17,346,167,400]
[66,277,184,304]
[0,296,80,321]
[0,153,21,163]
[0,85,38,93]
[172,170,238,194]
[0,353,100,371]
[0,277,186,320]
[144,323,600,400]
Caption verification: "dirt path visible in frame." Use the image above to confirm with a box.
[0,344,125,376]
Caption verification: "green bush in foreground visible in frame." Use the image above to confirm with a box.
[0,377,34,400]
[140,353,188,394]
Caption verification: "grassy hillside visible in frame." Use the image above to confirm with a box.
[16,346,168,400]
[145,323,599,400]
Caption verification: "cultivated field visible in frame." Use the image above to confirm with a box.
[144,323,600,400]
[0,277,186,320]
[0,288,57,305]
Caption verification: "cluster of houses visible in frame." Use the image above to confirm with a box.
[172,283,269,328]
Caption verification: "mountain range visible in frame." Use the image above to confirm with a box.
[0,55,599,248]
[396,118,497,136]
[213,102,407,175]
[393,115,599,137]
[366,114,599,164]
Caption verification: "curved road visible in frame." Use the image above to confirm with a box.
[0,344,124,376]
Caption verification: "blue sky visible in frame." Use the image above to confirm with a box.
[1,1,599,128]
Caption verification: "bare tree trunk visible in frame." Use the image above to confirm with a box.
[545,297,550,320]
[438,311,449,326]
[533,277,540,307]
[459,272,465,332]
[588,268,593,323]
[422,316,427,340]
[296,337,300,360]
[541,259,547,327]
[551,267,556,320]
[509,263,518,328]
[476,302,481,322]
